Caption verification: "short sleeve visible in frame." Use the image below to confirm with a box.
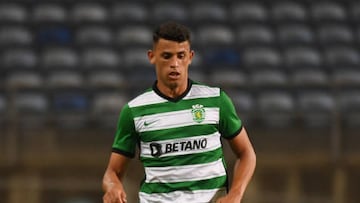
[219,90,243,139]
[112,104,138,158]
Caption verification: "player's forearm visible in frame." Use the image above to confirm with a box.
[228,148,256,200]
[102,168,123,192]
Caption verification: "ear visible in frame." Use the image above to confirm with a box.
[148,50,155,64]
[188,50,195,64]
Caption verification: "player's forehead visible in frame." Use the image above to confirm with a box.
[154,38,190,53]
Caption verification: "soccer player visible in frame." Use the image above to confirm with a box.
[102,21,256,203]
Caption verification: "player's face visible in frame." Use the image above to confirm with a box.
[148,39,194,91]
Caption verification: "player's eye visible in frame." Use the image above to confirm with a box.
[162,53,172,59]
[178,53,185,59]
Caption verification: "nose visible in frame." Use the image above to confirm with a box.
[170,56,179,68]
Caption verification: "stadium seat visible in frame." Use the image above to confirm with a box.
[338,90,360,128]
[41,47,78,69]
[323,46,360,67]
[37,26,72,45]
[123,47,151,69]
[190,2,227,23]
[152,2,188,23]
[242,46,282,69]
[277,24,315,45]
[111,2,148,23]
[226,90,255,126]
[92,92,128,129]
[0,26,33,46]
[202,48,240,67]
[333,68,360,87]
[208,69,248,88]
[47,71,84,89]
[251,69,288,87]
[292,69,329,87]
[81,48,120,69]
[351,2,360,22]
[88,70,125,89]
[271,1,307,22]
[5,71,43,89]
[2,48,37,69]
[32,4,67,23]
[297,90,336,128]
[0,3,27,22]
[196,25,235,46]
[76,26,113,46]
[116,25,152,47]
[310,2,347,22]
[14,92,48,128]
[257,91,295,128]
[237,24,275,46]
[230,2,267,22]
[52,91,90,129]
[0,95,6,128]
[71,3,108,23]
[317,24,354,45]
[283,46,322,69]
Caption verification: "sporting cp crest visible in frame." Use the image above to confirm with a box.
[191,104,205,123]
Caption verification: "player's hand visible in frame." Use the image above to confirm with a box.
[216,193,242,203]
[103,183,127,203]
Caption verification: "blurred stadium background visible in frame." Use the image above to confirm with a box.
[0,0,360,202]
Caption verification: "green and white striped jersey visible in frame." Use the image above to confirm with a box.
[112,80,242,203]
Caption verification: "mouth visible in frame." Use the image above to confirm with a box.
[168,71,180,79]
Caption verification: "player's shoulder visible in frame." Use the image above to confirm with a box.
[127,87,164,108]
[190,80,222,98]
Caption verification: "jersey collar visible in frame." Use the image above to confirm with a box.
[152,79,193,102]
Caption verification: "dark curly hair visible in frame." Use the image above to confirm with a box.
[153,21,191,44]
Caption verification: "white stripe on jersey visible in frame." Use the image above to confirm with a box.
[139,188,227,203]
[144,158,226,183]
[140,132,221,158]
[128,91,167,108]
[128,85,220,108]
[184,84,220,100]
[134,107,219,132]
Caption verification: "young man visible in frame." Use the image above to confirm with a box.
[102,22,256,203]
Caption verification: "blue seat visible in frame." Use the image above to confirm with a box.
[37,26,72,45]
[52,91,90,129]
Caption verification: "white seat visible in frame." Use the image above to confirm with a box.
[32,4,67,22]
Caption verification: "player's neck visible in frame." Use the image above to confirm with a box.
[156,80,189,99]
